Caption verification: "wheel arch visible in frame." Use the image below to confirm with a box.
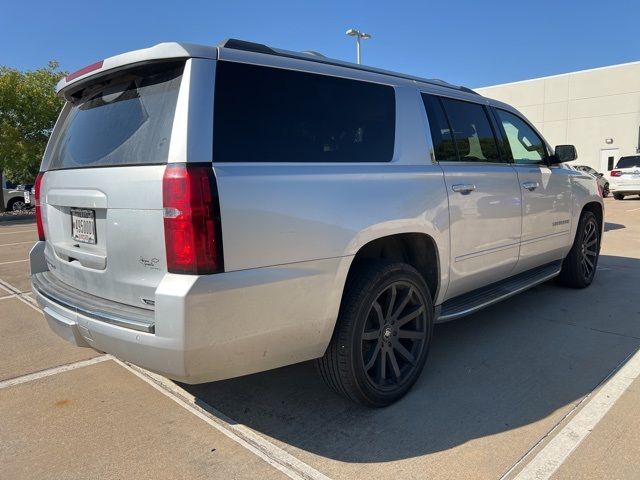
[345,232,441,303]
[581,201,604,246]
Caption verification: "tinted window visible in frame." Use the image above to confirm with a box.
[616,156,640,168]
[48,62,184,170]
[440,98,501,163]
[213,62,395,163]
[496,109,546,165]
[422,94,457,162]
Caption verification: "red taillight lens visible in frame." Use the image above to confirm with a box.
[162,164,223,275]
[610,170,622,177]
[34,172,45,241]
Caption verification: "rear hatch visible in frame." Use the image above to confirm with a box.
[612,156,640,186]
[40,61,185,309]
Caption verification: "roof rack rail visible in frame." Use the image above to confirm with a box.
[218,38,276,55]
[218,38,478,95]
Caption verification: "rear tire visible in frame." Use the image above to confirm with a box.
[316,260,434,407]
[7,198,25,211]
[557,211,600,288]
[602,184,609,198]
[613,193,625,200]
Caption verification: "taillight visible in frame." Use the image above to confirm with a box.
[34,172,45,241]
[610,170,622,177]
[162,164,223,275]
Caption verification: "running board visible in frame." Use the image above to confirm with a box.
[436,261,562,322]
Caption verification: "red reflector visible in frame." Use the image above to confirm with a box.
[162,164,223,275]
[65,60,104,82]
[610,170,622,177]
[34,173,45,241]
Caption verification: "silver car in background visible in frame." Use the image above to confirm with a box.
[31,39,603,406]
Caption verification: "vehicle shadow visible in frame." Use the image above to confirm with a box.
[604,222,625,232]
[184,254,640,463]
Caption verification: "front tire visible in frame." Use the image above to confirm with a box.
[602,184,609,198]
[558,211,600,288]
[613,193,625,200]
[316,260,434,407]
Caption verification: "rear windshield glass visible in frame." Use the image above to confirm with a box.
[47,61,184,170]
[213,61,395,163]
[616,156,640,169]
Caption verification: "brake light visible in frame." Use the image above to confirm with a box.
[65,60,104,82]
[610,170,622,177]
[34,173,45,241]
[162,164,223,275]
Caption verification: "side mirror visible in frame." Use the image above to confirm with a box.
[550,145,577,164]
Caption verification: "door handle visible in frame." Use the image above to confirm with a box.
[451,184,476,195]
[522,181,540,191]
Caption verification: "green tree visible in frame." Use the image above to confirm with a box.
[0,61,65,211]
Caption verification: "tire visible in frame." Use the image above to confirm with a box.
[557,211,600,288]
[7,198,25,211]
[602,184,609,198]
[613,193,625,200]
[316,260,434,407]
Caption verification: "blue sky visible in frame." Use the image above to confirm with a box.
[2,0,639,87]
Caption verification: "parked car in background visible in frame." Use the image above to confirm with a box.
[574,165,609,197]
[605,156,640,200]
[2,180,29,211]
[30,39,604,406]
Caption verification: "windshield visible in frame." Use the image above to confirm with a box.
[47,61,184,170]
[615,156,640,169]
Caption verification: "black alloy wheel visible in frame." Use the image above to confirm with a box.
[579,216,599,282]
[316,260,434,407]
[558,211,600,288]
[361,281,429,392]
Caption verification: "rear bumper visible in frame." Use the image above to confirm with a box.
[609,181,640,194]
[30,242,349,383]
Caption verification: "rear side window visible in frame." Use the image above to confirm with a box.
[616,156,640,168]
[422,94,457,162]
[213,62,395,163]
[438,97,501,163]
[47,61,184,170]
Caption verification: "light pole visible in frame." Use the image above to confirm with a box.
[346,28,371,64]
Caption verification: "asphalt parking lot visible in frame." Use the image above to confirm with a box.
[1,197,639,480]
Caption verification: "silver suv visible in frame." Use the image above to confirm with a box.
[31,40,603,406]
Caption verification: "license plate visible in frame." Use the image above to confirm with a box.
[23,191,30,204]
[71,208,96,244]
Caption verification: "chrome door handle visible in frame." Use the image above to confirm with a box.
[522,181,539,191]
[451,184,476,195]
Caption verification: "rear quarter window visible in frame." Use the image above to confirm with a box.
[47,61,184,170]
[213,62,396,163]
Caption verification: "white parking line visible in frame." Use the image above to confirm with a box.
[0,229,36,235]
[511,347,640,480]
[0,356,111,390]
[117,360,332,480]
[0,259,29,266]
[0,241,36,247]
[626,207,640,212]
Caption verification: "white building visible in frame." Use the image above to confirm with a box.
[476,61,640,172]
